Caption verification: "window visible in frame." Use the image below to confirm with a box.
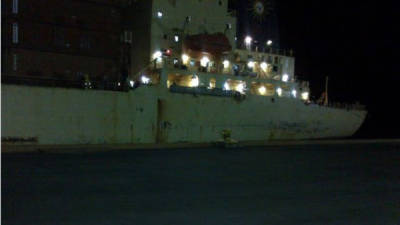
[174,35,179,42]
[80,34,90,49]
[13,54,17,71]
[12,0,18,14]
[12,23,18,43]
[218,0,222,6]
[123,30,132,43]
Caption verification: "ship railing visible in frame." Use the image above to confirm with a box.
[1,75,131,92]
[327,102,366,111]
[308,101,366,111]
[160,57,297,84]
[236,46,294,57]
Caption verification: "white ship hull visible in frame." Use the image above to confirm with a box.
[1,83,366,146]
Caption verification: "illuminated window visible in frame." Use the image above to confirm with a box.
[292,90,297,98]
[124,30,132,43]
[282,74,289,82]
[12,23,18,44]
[223,60,230,69]
[200,56,210,67]
[223,82,230,91]
[276,87,282,96]
[174,35,179,42]
[247,61,255,68]
[258,86,266,95]
[235,81,246,94]
[141,76,150,84]
[209,78,216,89]
[260,62,268,72]
[182,54,189,64]
[153,51,162,62]
[301,92,309,100]
[189,75,199,87]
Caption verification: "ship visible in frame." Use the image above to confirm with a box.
[1,0,366,146]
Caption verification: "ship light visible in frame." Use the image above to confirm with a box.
[276,87,283,96]
[282,74,289,82]
[260,62,268,72]
[209,79,216,89]
[129,80,135,87]
[157,11,163,18]
[247,61,255,68]
[258,86,266,95]
[235,82,246,94]
[200,56,210,67]
[182,54,190,64]
[223,82,230,91]
[153,51,162,62]
[267,40,273,46]
[141,76,150,84]
[245,36,252,45]
[189,75,199,87]
[301,92,309,100]
[292,89,297,98]
[223,60,230,69]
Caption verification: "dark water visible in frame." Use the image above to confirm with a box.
[2,142,400,225]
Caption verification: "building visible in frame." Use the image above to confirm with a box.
[2,0,132,87]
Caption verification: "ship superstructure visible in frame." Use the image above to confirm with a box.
[131,0,309,104]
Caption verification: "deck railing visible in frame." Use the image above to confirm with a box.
[2,75,129,92]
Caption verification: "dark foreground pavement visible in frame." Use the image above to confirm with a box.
[2,142,400,225]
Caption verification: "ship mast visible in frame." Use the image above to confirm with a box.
[324,76,329,106]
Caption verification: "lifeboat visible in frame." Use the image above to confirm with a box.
[184,33,232,57]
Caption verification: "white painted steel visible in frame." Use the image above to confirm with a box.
[2,84,366,145]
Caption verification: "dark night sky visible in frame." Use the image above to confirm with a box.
[230,0,399,138]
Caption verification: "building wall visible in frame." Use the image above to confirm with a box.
[2,0,128,82]
[128,0,153,79]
